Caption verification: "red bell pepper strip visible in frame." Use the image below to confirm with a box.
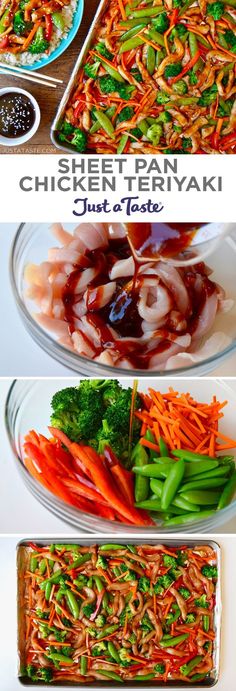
[219,133,236,150]
[169,50,200,83]
[0,36,9,49]
[45,15,53,42]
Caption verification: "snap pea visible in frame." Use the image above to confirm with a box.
[147,27,165,48]
[67,553,92,570]
[161,459,185,510]
[159,436,168,457]
[160,633,189,647]
[154,456,174,465]
[224,11,236,24]
[120,23,146,41]
[40,570,62,589]
[45,582,52,601]
[180,655,203,676]
[181,490,221,505]
[150,479,200,512]
[94,110,115,138]
[217,471,236,510]
[164,510,215,526]
[55,544,79,551]
[133,7,165,17]
[30,556,38,573]
[90,106,116,134]
[166,97,198,107]
[52,11,65,31]
[95,670,123,682]
[184,460,219,478]
[132,674,156,681]
[203,615,209,632]
[189,31,202,72]
[100,544,124,551]
[119,36,144,53]
[179,478,228,493]
[117,134,129,154]
[223,0,236,6]
[99,58,125,82]
[107,641,120,663]
[48,653,74,665]
[127,544,137,553]
[39,558,47,575]
[188,464,233,482]
[66,590,80,619]
[218,32,228,50]
[172,450,217,462]
[80,655,87,675]
[138,118,149,135]
[93,575,108,607]
[150,478,164,497]
[132,443,150,503]
[190,674,207,682]
[156,49,164,67]
[120,17,153,28]
[135,499,190,515]
[96,625,119,640]
[0,8,11,34]
[179,0,196,16]
[132,463,173,478]
[218,455,234,464]
[147,44,156,75]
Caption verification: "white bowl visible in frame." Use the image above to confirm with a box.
[0,87,40,146]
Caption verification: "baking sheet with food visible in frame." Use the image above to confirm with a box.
[51,0,236,154]
[17,538,221,686]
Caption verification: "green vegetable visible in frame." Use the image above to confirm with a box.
[207,1,224,20]
[172,79,188,95]
[13,10,32,36]
[59,121,75,137]
[184,460,219,478]
[130,67,143,81]
[154,663,165,674]
[178,587,190,599]
[132,443,150,503]
[154,572,175,594]
[152,11,169,33]
[47,652,74,665]
[164,62,182,79]
[186,612,196,624]
[217,471,236,509]
[194,594,209,609]
[138,576,151,593]
[133,6,165,17]
[35,608,49,620]
[120,23,146,42]
[94,42,113,60]
[108,641,120,663]
[156,92,170,104]
[203,614,210,632]
[99,544,124,550]
[147,44,156,75]
[66,591,80,619]
[179,478,227,493]
[163,554,177,568]
[202,564,218,578]
[68,553,92,570]
[164,510,215,526]
[198,84,218,107]
[83,603,95,618]
[92,642,107,656]
[117,134,129,153]
[96,624,119,640]
[97,387,142,462]
[180,655,203,676]
[172,449,218,462]
[96,555,108,569]
[181,489,221,505]
[30,555,38,573]
[26,665,53,682]
[0,7,11,34]
[84,61,100,79]
[147,27,165,47]
[116,106,134,124]
[80,655,87,675]
[95,614,106,627]
[161,459,185,510]
[94,670,123,682]
[189,31,202,72]
[132,674,156,681]
[160,633,189,647]
[170,23,188,41]
[45,582,52,601]
[119,35,144,53]
[52,12,65,32]
[28,26,49,54]
[140,613,153,631]
[189,69,198,85]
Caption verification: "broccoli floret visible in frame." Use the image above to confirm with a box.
[61,617,72,627]
[186,613,196,624]
[116,106,135,124]
[96,555,108,569]
[170,23,188,41]
[164,62,182,79]
[95,614,106,627]
[128,633,136,644]
[138,576,151,593]
[179,587,190,600]
[198,84,218,106]
[194,594,209,609]
[87,626,97,638]
[176,550,188,566]
[28,26,49,54]
[158,111,172,123]
[173,79,188,95]
[94,42,113,60]
[201,565,218,578]
[74,575,88,589]
[50,384,104,442]
[207,1,224,20]
[39,623,50,639]
[181,136,192,150]
[163,554,177,568]
[166,606,181,623]
[100,380,123,406]
[119,83,136,100]
[152,11,169,34]
[98,388,141,461]
[60,120,75,136]
[130,67,143,82]
[147,123,163,145]
[224,29,236,50]
[120,607,132,626]
[84,61,100,79]
[71,128,87,153]
[156,92,170,104]
[35,608,49,620]
[26,665,38,681]
[99,74,119,94]
[155,663,165,674]
[40,668,54,682]
[173,0,183,6]
[119,648,130,667]
[217,98,234,116]
[189,69,198,85]
[154,572,175,594]
[92,642,107,656]
[130,127,143,139]
[83,603,95,618]
[140,613,153,631]
[13,10,32,36]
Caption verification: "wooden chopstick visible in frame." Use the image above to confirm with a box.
[0,61,63,86]
[0,66,57,88]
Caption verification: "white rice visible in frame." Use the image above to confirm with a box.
[1,0,77,66]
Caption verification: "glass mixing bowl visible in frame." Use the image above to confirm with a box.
[5,378,236,534]
[10,222,236,377]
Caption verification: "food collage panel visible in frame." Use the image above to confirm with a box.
[0,0,236,690]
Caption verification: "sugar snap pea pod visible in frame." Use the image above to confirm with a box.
[203,615,209,632]
[159,436,169,457]
[95,670,123,682]
[127,544,137,553]
[120,23,146,41]
[164,510,215,526]
[99,544,124,551]
[180,655,203,676]
[135,499,190,515]
[96,625,119,640]
[133,6,165,17]
[67,553,92,570]
[132,443,150,503]
[48,652,74,665]
[107,641,120,663]
[150,478,199,512]
[66,590,80,619]
[55,544,79,551]
[161,459,185,510]
[184,460,219,478]
[45,581,52,601]
[189,673,207,682]
[179,478,228,493]
[223,0,236,6]
[94,110,115,138]
[172,450,217,462]
[150,478,164,497]
[154,456,174,465]
[156,49,164,67]
[80,655,87,675]
[90,106,116,134]
[30,555,38,573]
[99,58,125,82]
[160,633,189,647]
[52,11,65,31]
[188,464,233,482]
[132,674,156,681]
[93,574,108,607]
[179,0,196,15]
[119,36,144,53]
[39,558,47,575]
[132,464,172,478]
[217,470,236,510]
[147,45,156,75]
[189,31,202,72]
[117,134,129,154]
[0,8,11,34]
[40,570,62,589]
[181,490,221,505]
[218,455,234,464]
[120,17,153,28]
[138,118,149,136]
[147,27,165,47]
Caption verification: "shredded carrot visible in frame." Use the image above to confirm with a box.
[139,438,159,452]
[22,20,41,51]
[117,0,127,21]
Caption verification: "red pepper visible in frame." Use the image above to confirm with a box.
[169,50,200,83]
[45,14,53,42]
[219,133,236,151]
[0,36,9,49]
